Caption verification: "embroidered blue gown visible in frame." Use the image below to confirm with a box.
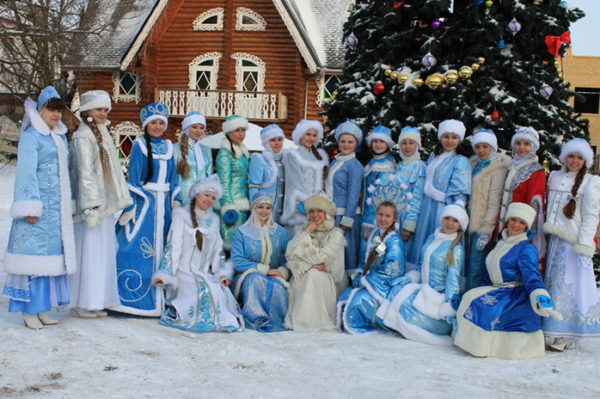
[408,152,470,268]
[173,138,213,206]
[231,223,291,332]
[338,228,405,333]
[379,230,464,345]
[325,153,364,275]
[114,137,180,316]
[248,151,285,223]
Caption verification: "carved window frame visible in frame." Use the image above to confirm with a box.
[316,72,342,106]
[193,8,224,31]
[109,121,144,172]
[235,7,267,31]
[188,52,222,90]
[112,71,141,103]
[232,52,265,92]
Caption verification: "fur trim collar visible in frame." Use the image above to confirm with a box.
[221,137,249,158]
[21,97,67,136]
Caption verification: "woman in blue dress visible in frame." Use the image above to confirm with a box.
[174,111,213,206]
[325,120,364,277]
[231,194,292,332]
[153,175,243,333]
[359,125,399,269]
[338,201,405,334]
[248,124,286,222]
[455,203,561,359]
[407,119,471,268]
[3,87,74,329]
[395,126,426,270]
[379,205,467,345]
[113,103,180,316]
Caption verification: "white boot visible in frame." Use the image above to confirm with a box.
[70,308,97,319]
[22,313,43,329]
[37,312,59,325]
[93,309,108,318]
[549,337,577,352]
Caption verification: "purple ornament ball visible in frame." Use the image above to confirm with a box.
[432,20,441,29]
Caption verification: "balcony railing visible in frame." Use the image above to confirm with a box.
[156,88,287,121]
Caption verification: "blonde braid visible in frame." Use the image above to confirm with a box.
[177,133,191,178]
[446,230,462,266]
[81,111,112,187]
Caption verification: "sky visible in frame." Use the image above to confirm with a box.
[568,0,600,56]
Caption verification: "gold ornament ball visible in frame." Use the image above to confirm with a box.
[391,71,399,80]
[445,71,459,84]
[485,0,493,7]
[397,74,409,84]
[458,66,473,79]
[533,0,543,5]
[426,73,444,89]
[413,76,424,87]
[385,68,393,77]
[471,63,480,71]
[477,57,486,65]
[347,3,355,12]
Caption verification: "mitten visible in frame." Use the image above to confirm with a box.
[530,289,563,321]
[475,235,490,251]
[351,273,362,288]
[85,208,100,228]
[118,208,136,226]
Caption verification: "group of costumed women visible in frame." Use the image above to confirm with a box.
[4,87,600,361]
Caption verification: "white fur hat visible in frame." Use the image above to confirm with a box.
[292,119,324,145]
[304,193,336,217]
[438,119,466,141]
[260,124,285,150]
[398,126,422,149]
[79,90,112,113]
[559,138,594,169]
[366,125,394,148]
[505,202,536,229]
[182,112,206,133]
[334,120,363,144]
[471,129,498,152]
[222,115,248,135]
[511,126,540,152]
[440,204,469,232]
[188,174,223,201]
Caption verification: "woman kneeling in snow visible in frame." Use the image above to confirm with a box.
[153,175,243,333]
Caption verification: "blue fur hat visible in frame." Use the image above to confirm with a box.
[334,120,363,145]
[366,124,394,148]
[140,102,170,130]
[260,124,285,150]
[182,111,206,133]
[222,115,249,135]
[251,192,273,207]
[398,126,422,149]
[37,86,61,111]
[471,129,498,152]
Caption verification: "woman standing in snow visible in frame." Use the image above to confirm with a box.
[280,120,328,230]
[153,175,243,333]
[174,111,213,206]
[543,139,600,351]
[466,129,511,290]
[407,120,471,269]
[2,86,75,329]
[69,90,131,318]
[325,120,364,278]
[114,102,180,316]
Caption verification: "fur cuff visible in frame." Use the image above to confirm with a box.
[221,198,250,214]
[256,263,269,275]
[413,284,446,320]
[402,220,416,233]
[529,288,551,317]
[152,270,178,288]
[10,200,43,219]
[276,266,290,280]
[574,243,595,258]
[340,216,354,228]
[543,222,577,244]
[405,270,420,283]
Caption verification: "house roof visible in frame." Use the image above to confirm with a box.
[65,0,347,72]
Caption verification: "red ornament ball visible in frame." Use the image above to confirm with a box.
[392,2,404,8]
[373,82,385,96]
[491,110,500,120]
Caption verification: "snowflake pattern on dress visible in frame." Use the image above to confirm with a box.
[480,294,498,306]
[490,316,501,330]
[464,306,474,321]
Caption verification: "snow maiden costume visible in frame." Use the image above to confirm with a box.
[498,126,547,262]
[3,87,75,327]
[395,126,426,269]
[284,194,346,332]
[408,120,471,268]
[455,203,561,360]
[338,207,405,334]
[325,120,364,276]
[466,130,511,290]
[114,103,180,316]
[216,115,250,249]
[379,205,467,345]
[231,194,292,332]
[69,90,132,316]
[154,175,243,333]
[280,120,328,229]
[543,139,600,348]
[174,112,213,206]
[248,124,286,222]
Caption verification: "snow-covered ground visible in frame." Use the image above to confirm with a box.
[0,164,599,399]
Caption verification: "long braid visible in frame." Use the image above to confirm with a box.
[227,134,237,158]
[143,130,154,185]
[563,166,587,219]
[446,230,462,266]
[177,133,191,178]
[311,145,329,180]
[190,198,204,251]
[81,111,112,186]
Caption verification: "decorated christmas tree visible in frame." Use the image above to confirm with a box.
[324,0,587,162]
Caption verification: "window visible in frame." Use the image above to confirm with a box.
[232,53,265,92]
[109,121,143,172]
[112,71,141,103]
[235,7,267,31]
[316,73,342,105]
[188,52,221,90]
[574,87,600,114]
[193,8,224,31]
